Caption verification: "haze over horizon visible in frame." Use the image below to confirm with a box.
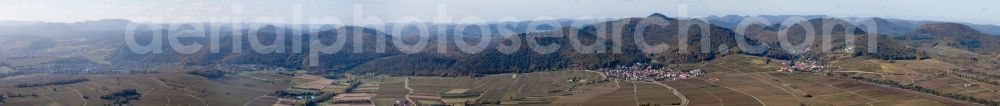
[0,0,998,25]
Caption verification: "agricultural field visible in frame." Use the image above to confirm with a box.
[405,70,604,103]
[352,57,991,106]
[372,78,408,105]
[0,74,171,106]
[155,72,294,106]
[662,78,763,106]
[367,70,696,106]
[650,72,978,106]
[687,55,983,106]
[244,96,280,106]
[368,70,623,105]
[705,55,786,73]
[832,58,1000,103]
[915,74,1000,102]
[548,82,618,105]
[580,81,639,106]
[832,59,958,74]
[1,57,991,106]
[581,81,685,106]
[0,71,296,106]
[709,74,799,106]
[769,73,979,106]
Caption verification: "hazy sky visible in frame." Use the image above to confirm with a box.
[0,0,997,25]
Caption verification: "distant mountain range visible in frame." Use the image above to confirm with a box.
[0,19,132,53]
[0,19,131,37]
[704,15,1000,36]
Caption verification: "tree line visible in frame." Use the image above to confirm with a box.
[15,78,89,88]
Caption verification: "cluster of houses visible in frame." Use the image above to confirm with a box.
[777,60,830,72]
[596,64,705,81]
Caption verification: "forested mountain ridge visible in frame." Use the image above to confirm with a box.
[898,23,1000,54]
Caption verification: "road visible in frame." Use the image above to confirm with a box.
[642,81,689,106]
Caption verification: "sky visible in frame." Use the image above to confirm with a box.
[0,0,997,25]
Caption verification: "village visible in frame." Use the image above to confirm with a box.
[594,63,705,81]
[775,59,831,73]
